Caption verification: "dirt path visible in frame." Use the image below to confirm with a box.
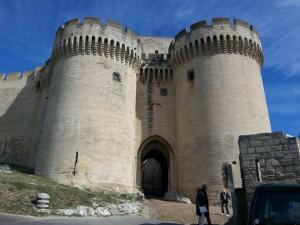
[143,198,232,225]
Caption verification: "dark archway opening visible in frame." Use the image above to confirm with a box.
[141,149,168,197]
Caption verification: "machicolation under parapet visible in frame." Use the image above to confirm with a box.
[169,18,263,69]
[52,17,142,70]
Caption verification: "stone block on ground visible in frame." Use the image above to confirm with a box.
[36,192,50,209]
[0,164,11,173]
[37,193,50,199]
[164,192,192,204]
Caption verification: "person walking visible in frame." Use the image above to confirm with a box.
[220,188,231,216]
[196,184,212,225]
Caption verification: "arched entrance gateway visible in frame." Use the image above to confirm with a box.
[137,136,175,198]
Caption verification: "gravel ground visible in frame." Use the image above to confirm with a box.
[143,198,233,225]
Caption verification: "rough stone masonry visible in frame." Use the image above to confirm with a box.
[239,131,300,208]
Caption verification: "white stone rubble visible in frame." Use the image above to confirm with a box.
[164,192,192,204]
[56,202,142,217]
[0,164,11,173]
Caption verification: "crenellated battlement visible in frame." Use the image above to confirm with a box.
[0,71,34,81]
[141,52,169,63]
[52,17,142,70]
[0,66,46,82]
[1,72,22,81]
[174,18,260,41]
[57,17,137,39]
[169,18,264,69]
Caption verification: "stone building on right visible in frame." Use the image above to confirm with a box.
[238,131,300,207]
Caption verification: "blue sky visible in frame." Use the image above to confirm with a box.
[0,0,299,136]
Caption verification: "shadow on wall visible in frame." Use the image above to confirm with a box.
[0,74,48,169]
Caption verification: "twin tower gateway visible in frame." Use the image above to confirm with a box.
[0,17,270,202]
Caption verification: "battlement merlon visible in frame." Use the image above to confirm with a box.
[138,36,173,64]
[1,72,21,81]
[54,17,140,48]
[57,17,136,36]
[169,18,264,67]
[173,18,261,44]
[51,17,143,70]
[0,66,47,82]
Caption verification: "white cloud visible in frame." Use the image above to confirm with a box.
[275,0,300,7]
[288,63,300,77]
[165,0,300,78]
[1,0,300,80]
[265,81,300,118]
[268,85,300,98]
[175,7,195,21]
[269,102,300,115]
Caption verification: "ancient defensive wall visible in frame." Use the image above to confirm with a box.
[0,17,273,204]
[35,17,143,192]
[169,18,270,202]
[0,66,50,168]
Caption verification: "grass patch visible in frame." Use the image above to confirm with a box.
[0,165,139,216]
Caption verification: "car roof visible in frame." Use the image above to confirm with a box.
[255,183,300,191]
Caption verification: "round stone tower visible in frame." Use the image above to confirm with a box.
[35,17,141,192]
[169,18,271,202]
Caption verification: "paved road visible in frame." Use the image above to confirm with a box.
[0,214,183,225]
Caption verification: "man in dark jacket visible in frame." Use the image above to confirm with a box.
[220,188,231,215]
[195,184,212,225]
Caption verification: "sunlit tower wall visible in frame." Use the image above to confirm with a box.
[35,17,142,192]
[169,18,271,202]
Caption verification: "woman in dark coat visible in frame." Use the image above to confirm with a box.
[195,184,212,225]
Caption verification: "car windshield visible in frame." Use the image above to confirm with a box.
[253,191,300,225]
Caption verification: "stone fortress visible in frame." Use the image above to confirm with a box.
[0,17,272,203]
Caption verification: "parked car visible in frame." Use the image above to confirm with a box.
[248,184,300,225]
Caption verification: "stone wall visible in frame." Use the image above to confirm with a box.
[172,18,271,203]
[138,37,173,61]
[239,131,300,207]
[0,69,49,168]
[35,17,142,192]
[135,37,175,149]
[135,76,176,154]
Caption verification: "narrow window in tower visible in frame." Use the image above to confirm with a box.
[160,88,168,96]
[187,69,194,81]
[255,159,262,182]
[112,72,121,82]
[36,80,41,91]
